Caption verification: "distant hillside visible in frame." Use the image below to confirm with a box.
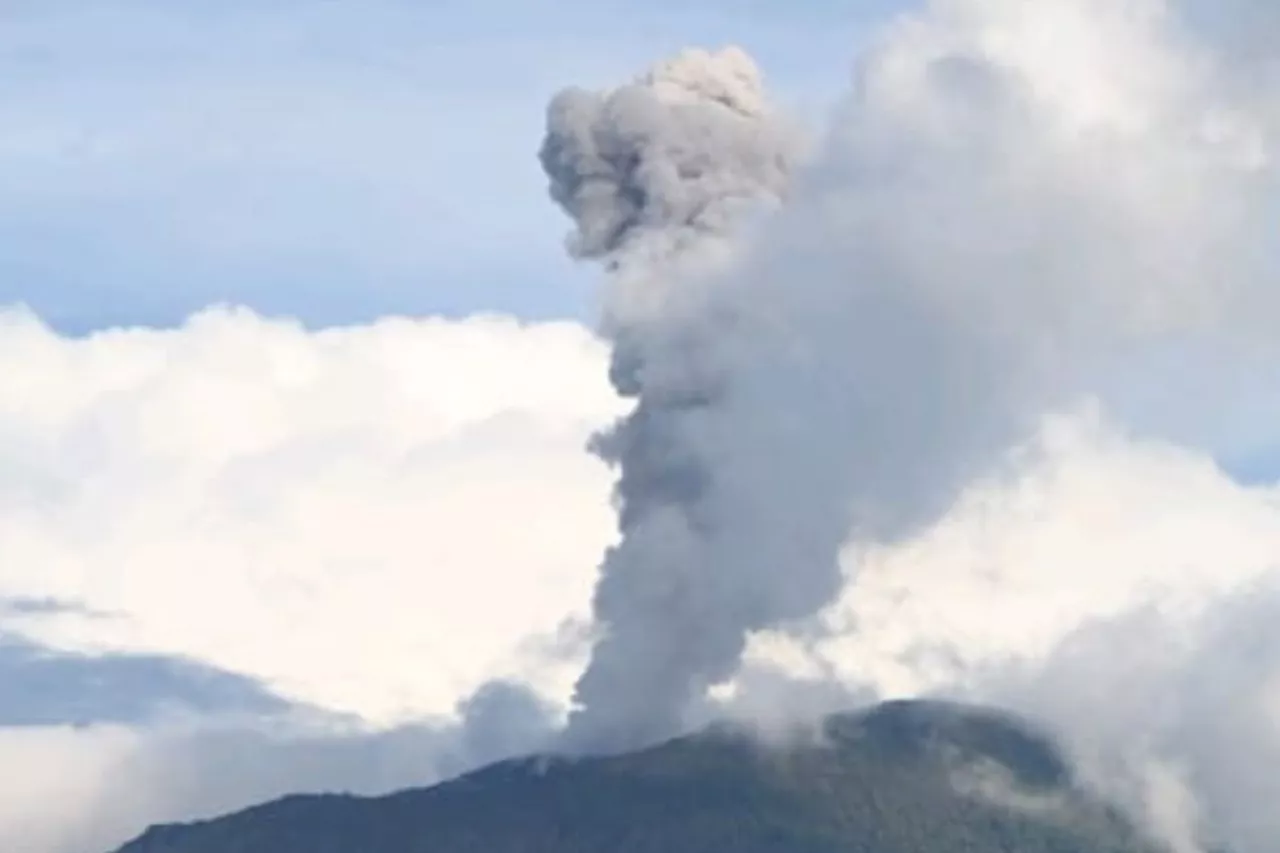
[112,699,1156,853]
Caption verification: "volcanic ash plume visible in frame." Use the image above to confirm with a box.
[539,45,789,270]
[541,2,1279,759]
[540,46,797,750]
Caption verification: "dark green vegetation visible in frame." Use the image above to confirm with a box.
[113,700,1156,853]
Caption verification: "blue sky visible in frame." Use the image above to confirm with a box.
[0,0,888,333]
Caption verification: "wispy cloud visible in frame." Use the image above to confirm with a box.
[0,636,292,727]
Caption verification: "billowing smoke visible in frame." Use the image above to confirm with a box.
[540,0,1280,769]
[539,45,791,270]
[541,46,801,749]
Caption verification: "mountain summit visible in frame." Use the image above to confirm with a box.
[112,700,1154,853]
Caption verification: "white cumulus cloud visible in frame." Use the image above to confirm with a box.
[0,306,623,724]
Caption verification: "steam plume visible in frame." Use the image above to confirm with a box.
[541,1,1278,760]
